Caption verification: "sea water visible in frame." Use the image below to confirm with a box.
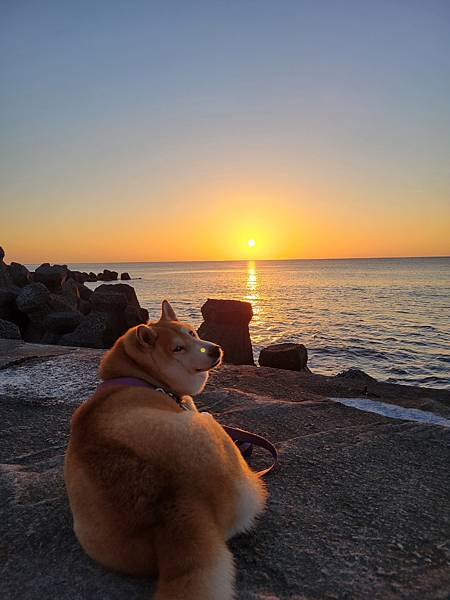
[65,257,450,389]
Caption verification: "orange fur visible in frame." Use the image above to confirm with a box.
[64,300,267,599]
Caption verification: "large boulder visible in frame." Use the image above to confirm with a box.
[16,283,51,316]
[0,288,19,322]
[259,342,308,371]
[0,318,21,339]
[60,284,148,349]
[15,283,79,343]
[60,279,80,310]
[90,290,128,312]
[45,312,82,335]
[67,270,90,284]
[33,264,68,292]
[8,262,30,287]
[93,284,142,310]
[0,246,11,287]
[98,269,118,282]
[197,299,254,365]
[59,312,111,348]
[76,283,93,301]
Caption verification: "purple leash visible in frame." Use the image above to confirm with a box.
[97,377,278,477]
[221,424,278,477]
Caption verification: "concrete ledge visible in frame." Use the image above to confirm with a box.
[1,341,450,599]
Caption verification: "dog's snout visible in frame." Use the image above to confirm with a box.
[208,345,221,359]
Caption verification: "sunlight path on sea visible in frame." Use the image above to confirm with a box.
[75,257,450,388]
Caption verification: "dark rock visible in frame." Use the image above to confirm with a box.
[90,291,128,312]
[48,293,79,314]
[201,298,253,325]
[68,270,90,284]
[67,270,82,283]
[125,305,149,328]
[45,312,82,335]
[259,342,308,371]
[120,272,131,280]
[15,283,53,342]
[61,279,80,310]
[76,283,93,301]
[0,246,4,261]
[0,318,21,339]
[15,284,78,342]
[94,284,141,309]
[16,283,51,315]
[87,272,98,282]
[33,264,68,292]
[20,323,46,343]
[138,307,149,323]
[8,262,30,287]
[0,253,11,286]
[100,269,118,282]
[0,288,19,321]
[97,272,104,281]
[59,312,110,348]
[61,283,147,348]
[198,299,254,365]
[79,299,92,316]
[40,331,63,345]
[336,368,376,382]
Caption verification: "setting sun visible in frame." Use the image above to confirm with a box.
[248,239,256,248]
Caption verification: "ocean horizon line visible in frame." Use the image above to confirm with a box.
[24,254,450,267]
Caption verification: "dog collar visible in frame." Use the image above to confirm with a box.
[97,377,188,410]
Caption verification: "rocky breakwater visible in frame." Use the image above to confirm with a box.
[0,247,148,348]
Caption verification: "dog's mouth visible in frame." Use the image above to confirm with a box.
[195,358,221,372]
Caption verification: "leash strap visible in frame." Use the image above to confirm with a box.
[222,425,278,477]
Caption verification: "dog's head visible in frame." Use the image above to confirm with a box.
[125,300,223,396]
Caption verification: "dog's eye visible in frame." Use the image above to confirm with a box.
[173,345,184,352]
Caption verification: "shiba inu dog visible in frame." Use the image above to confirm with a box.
[64,300,267,600]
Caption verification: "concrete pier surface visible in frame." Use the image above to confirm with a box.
[1,340,449,599]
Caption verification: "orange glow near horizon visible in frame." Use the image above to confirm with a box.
[2,178,450,264]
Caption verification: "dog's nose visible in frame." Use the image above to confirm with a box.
[208,345,221,359]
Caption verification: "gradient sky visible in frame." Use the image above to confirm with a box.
[1,0,450,263]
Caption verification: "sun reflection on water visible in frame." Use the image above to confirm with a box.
[244,260,260,319]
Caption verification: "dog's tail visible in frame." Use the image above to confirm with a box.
[153,515,235,600]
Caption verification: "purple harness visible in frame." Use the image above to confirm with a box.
[97,376,278,477]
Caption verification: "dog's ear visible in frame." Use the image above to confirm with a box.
[160,299,178,322]
[136,324,157,349]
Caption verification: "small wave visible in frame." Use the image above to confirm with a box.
[332,398,450,428]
